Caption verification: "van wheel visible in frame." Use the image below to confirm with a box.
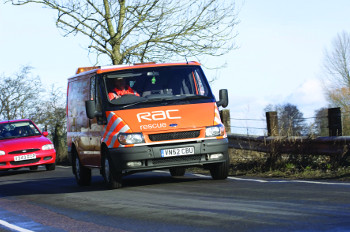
[102,150,122,189]
[169,167,186,177]
[45,163,56,171]
[209,154,229,180]
[73,152,91,186]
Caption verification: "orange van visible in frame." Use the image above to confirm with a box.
[67,61,229,189]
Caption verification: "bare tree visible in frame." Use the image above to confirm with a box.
[8,0,238,65]
[0,66,43,120]
[323,31,350,90]
[322,31,350,135]
[33,85,67,162]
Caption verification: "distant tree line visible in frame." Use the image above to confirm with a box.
[263,103,349,137]
[264,103,308,136]
[0,67,67,162]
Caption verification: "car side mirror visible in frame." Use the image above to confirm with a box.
[42,131,49,137]
[216,89,228,108]
[85,100,102,119]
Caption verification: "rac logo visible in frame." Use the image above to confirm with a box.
[137,109,181,122]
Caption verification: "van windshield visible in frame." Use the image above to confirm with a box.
[103,65,214,106]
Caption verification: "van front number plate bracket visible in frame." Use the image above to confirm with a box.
[161,147,194,157]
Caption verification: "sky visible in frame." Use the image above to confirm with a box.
[1,0,350,135]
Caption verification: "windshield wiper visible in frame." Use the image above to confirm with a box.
[121,95,177,108]
[120,98,148,109]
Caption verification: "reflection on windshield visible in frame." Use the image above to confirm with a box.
[0,121,41,140]
[104,66,213,105]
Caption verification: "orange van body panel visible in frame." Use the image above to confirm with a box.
[100,103,225,149]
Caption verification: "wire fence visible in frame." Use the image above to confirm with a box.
[229,111,350,136]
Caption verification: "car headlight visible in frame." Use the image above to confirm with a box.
[205,124,225,137]
[117,133,144,145]
[42,144,55,150]
[0,150,5,156]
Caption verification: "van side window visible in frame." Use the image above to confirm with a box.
[193,70,207,96]
[90,76,103,121]
[95,78,102,113]
[90,76,96,100]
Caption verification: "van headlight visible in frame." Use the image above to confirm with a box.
[118,133,144,145]
[0,150,5,156]
[42,144,55,150]
[205,124,225,137]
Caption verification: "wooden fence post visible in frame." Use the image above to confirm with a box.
[266,111,279,136]
[328,107,343,167]
[220,109,231,133]
[328,107,342,136]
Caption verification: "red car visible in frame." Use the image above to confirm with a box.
[0,119,56,171]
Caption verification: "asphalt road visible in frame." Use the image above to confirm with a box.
[1,166,350,232]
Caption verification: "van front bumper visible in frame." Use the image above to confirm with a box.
[107,138,228,173]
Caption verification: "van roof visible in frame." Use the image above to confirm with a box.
[73,61,201,76]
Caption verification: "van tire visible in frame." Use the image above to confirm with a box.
[102,149,122,189]
[72,151,91,186]
[209,154,229,180]
[169,167,186,177]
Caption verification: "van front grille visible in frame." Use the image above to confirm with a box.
[148,130,200,142]
[152,155,202,165]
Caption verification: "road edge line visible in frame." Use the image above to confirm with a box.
[0,219,34,232]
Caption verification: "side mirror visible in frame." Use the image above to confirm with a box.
[85,100,102,119]
[216,89,228,108]
[42,131,49,137]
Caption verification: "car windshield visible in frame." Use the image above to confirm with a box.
[104,65,213,105]
[0,121,41,140]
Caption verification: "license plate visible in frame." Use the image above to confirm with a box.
[161,147,194,157]
[14,154,36,162]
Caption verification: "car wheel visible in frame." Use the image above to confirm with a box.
[73,151,91,186]
[169,167,186,177]
[209,153,229,180]
[45,163,56,171]
[29,166,38,171]
[102,148,122,189]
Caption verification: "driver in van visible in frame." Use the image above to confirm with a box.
[108,78,140,100]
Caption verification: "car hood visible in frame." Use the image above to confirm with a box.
[0,135,52,152]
